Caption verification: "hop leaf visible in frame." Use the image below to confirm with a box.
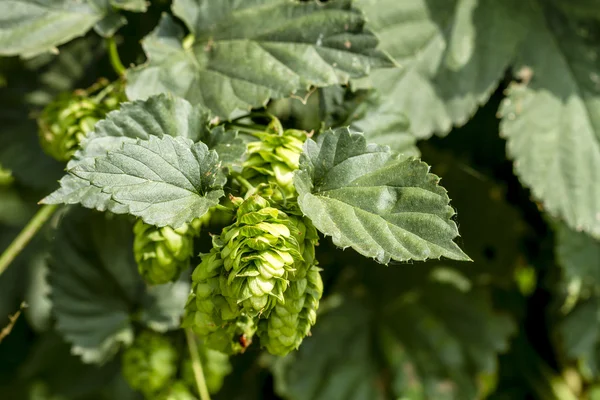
[37,80,124,162]
[121,331,179,397]
[242,128,308,200]
[133,219,200,285]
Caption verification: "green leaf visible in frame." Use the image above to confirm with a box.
[43,94,231,217]
[294,128,469,263]
[551,0,600,21]
[0,0,141,58]
[70,135,226,228]
[273,278,515,400]
[499,6,600,238]
[49,209,189,364]
[354,0,528,139]
[126,0,391,118]
[556,222,600,300]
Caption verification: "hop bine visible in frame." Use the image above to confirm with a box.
[121,331,179,398]
[37,79,125,162]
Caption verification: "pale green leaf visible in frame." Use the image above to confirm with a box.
[294,128,469,263]
[499,7,600,238]
[49,209,189,364]
[0,0,140,57]
[556,222,600,299]
[70,135,226,228]
[274,278,514,400]
[355,0,528,139]
[42,94,231,215]
[126,0,391,118]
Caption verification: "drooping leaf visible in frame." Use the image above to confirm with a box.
[49,209,189,364]
[354,0,528,139]
[43,94,235,219]
[499,7,600,239]
[294,128,469,264]
[126,0,391,118]
[0,0,143,58]
[273,276,515,400]
[70,135,226,228]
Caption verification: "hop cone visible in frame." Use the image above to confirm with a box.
[38,79,124,162]
[258,265,323,355]
[183,248,257,354]
[182,340,232,395]
[242,129,308,200]
[122,331,179,397]
[154,382,197,400]
[133,219,201,285]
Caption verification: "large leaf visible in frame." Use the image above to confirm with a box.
[0,0,143,58]
[273,274,515,400]
[43,94,239,222]
[499,5,600,238]
[294,128,469,264]
[49,209,188,364]
[354,0,528,139]
[70,135,226,228]
[126,0,391,118]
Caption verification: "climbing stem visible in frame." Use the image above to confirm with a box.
[0,204,59,276]
[107,37,126,77]
[185,328,211,400]
[231,171,255,194]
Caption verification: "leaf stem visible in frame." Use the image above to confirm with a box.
[107,37,126,77]
[226,122,266,136]
[185,328,211,400]
[0,204,59,276]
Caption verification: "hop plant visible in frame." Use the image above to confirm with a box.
[241,127,308,200]
[121,331,179,398]
[37,79,124,162]
[182,340,232,394]
[133,219,202,285]
[0,164,13,186]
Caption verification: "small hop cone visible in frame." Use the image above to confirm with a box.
[242,128,308,200]
[182,340,232,395]
[37,79,125,162]
[133,219,199,285]
[121,331,179,397]
[155,381,197,400]
[258,265,323,356]
[219,195,303,315]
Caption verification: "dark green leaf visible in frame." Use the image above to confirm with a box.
[294,128,469,263]
[126,0,391,118]
[49,209,188,364]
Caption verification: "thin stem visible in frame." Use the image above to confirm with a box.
[231,171,255,193]
[226,122,266,136]
[0,204,59,276]
[185,328,211,400]
[107,37,126,77]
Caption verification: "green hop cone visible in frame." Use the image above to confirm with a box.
[183,248,257,354]
[182,340,232,395]
[38,79,124,162]
[122,331,179,397]
[154,382,197,400]
[258,264,323,356]
[241,128,308,200]
[133,219,201,285]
